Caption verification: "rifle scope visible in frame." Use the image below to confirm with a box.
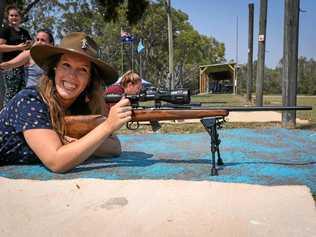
[104,88,191,105]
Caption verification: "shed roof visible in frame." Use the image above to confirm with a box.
[200,63,236,74]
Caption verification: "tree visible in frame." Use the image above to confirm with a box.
[96,0,148,25]
[53,0,226,90]
[1,0,228,93]
[131,1,225,89]
[298,57,316,94]
[0,0,149,108]
[237,56,316,96]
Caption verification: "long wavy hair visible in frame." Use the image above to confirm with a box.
[38,54,104,143]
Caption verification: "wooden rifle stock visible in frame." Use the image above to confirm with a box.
[65,109,229,139]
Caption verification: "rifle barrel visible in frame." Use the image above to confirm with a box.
[220,106,312,112]
[163,104,312,111]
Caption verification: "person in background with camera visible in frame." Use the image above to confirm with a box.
[0,29,54,87]
[104,70,143,116]
[0,4,32,105]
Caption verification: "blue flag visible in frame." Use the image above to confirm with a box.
[137,40,145,53]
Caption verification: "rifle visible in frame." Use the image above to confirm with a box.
[65,108,229,139]
[65,88,312,138]
[66,88,228,137]
[64,88,312,175]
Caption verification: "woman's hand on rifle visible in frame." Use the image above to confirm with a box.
[105,97,132,131]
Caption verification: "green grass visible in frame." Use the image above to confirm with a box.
[193,94,315,128]
[191,93,251,106]
[262,95,316,123]
[139,93,315,122]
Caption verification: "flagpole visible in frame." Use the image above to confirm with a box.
[121,41,124,73]
[131,40,134,71]
[120,27,124,73]
[137,39,144,78]
[139,53,142,78]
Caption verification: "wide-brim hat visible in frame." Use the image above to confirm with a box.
[30,32,118,85]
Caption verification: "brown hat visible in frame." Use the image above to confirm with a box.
[30,32,118,85]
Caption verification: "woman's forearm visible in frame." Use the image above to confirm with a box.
[24,120,116,173]
[0,44,23,52]
[0,50,30,69]
[51,120,116,172]
[0,41,31,53]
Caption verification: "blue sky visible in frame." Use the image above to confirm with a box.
[172,0,315,68]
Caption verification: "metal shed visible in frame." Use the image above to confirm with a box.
[199,63,237,94]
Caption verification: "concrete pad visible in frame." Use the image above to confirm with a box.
[0,177,315,237]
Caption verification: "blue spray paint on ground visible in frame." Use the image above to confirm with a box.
[0,128,315,193]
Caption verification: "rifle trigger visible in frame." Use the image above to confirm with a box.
[126,121,140,130]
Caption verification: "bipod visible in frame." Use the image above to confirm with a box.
[200,117,225,176]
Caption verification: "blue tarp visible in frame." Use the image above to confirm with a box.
[1,128,315,193]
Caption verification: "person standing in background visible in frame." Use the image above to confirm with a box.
[0,29,55,87]
[0,4,32,105]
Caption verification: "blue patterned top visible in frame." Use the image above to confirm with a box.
[0,87,52,164]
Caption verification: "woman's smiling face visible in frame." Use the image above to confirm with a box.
[55,53,91,108]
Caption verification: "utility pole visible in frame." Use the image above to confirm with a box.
[282,0,300,127]
[256,0,268,106]
[247,3,254,102]
[165,0,174,90]
[234,16,238,95]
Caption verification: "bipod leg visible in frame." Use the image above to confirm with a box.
[214,127,224,166]
[211,141,218,176]
[200,117,224,176]
[217,149,224,166]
